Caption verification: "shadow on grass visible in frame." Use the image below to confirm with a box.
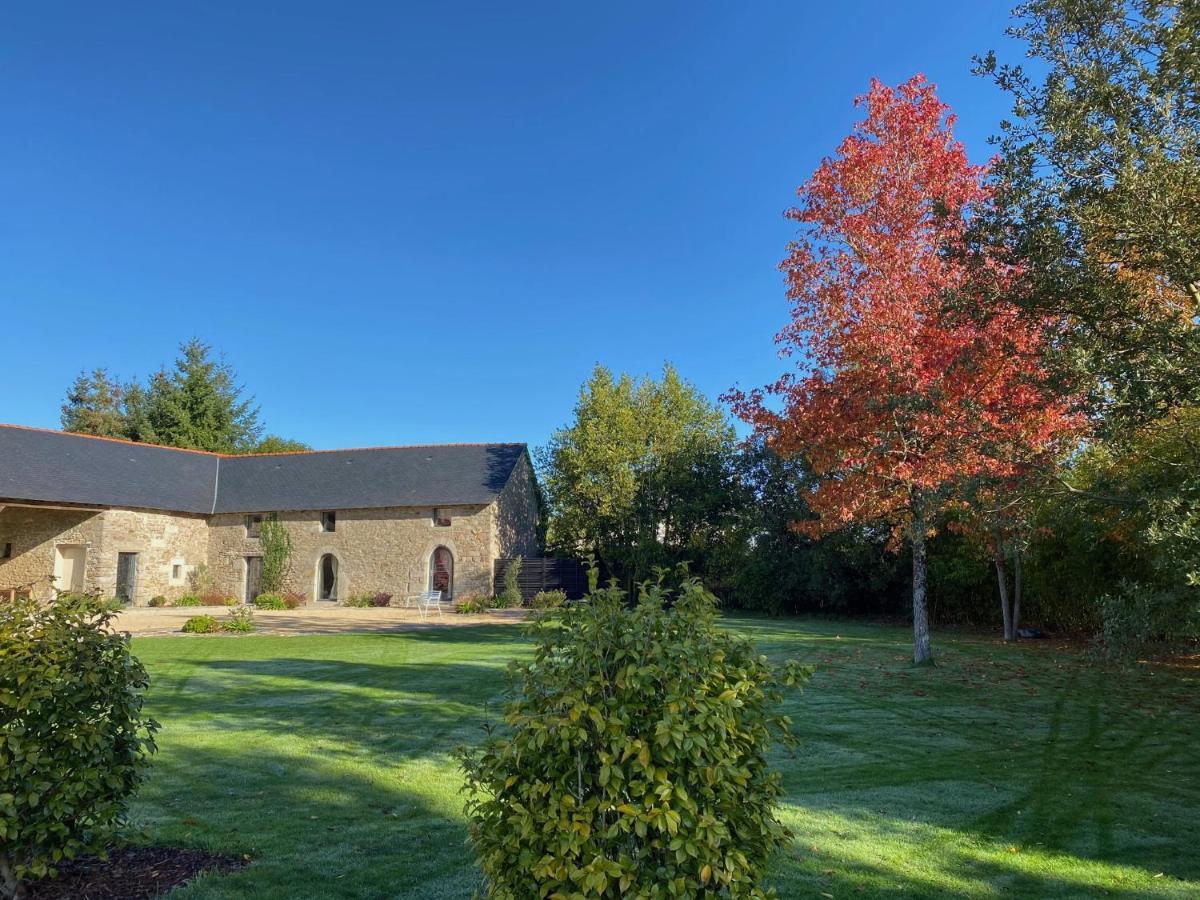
[134,619,1200,897]
[134,744,483,900]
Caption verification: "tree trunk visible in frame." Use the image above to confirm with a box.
[1012,547,1023,638]
[910,497,933,665]
[994,535,1013,641]
[0,852,23,900]
[993,528,1011,640]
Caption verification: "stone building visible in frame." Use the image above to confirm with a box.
[0,424,539,605]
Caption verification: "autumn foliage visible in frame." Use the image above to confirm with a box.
[727,76,1082,661]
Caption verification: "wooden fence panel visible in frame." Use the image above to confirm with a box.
[493,558,589,603]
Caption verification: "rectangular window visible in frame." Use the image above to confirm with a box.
[321,511,336,532]
[1,542,11,559]
[433,508,451,527]
[172,564,182,580]
[245,514,263,537]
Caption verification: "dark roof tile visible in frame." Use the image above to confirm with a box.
[0,425,526,514]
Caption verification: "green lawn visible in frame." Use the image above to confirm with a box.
[127,618,1200,899]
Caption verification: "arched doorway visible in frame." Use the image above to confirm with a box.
[429,546,453,599]
[317,553,339,601]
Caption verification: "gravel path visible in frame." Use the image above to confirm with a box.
[113,604,528,636]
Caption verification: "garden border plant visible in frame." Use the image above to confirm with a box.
[0,591,158,899]
[258,517,294,596]
[458,569,812,899]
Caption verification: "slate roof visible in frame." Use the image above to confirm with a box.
[213,443,527,513]
[0,425,527,515]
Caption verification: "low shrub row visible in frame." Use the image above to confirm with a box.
[453,589,562,614]
[251,592,307,610]
[342,592,393,608]
[174,592,238,608]
[180,608,257,634]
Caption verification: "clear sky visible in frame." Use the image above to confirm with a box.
[1,2,1028,451]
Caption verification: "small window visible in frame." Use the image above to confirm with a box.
[433,508,451,527]
[1,542,11,559]
[321,511,337,533]
[172,564,182,580]
[245,514,263,537]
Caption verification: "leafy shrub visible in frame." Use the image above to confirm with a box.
[342,592,392,608]
[187,562,215,595]
[458,574,812,898]
[497,556,524,608]
[454,595,490,615]
[180,615,221,634]
[531,589,567,609]
[1091,581,1200,663]
[0,593,158,898]
[148,595,168,607]
[173,595,201,607]
[252,593,288,610]
[259,518,294,594]
[198,592,238,607]
[222,607,257,633]
[282,591,307,609]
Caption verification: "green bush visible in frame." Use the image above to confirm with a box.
[497,556,523,608]
[530,589,567,609]
[281,591,308,609]
[148,595,169,607]
[1091,581,1200,663]
[198,592,238,607]
[259,518,294,595]
[253,593,288,610]
[454,595,490,615]
[180,615,221,634]
[458,574,812,899]
[0,592,158,898]
[222,607,257,633]
[342,594,374,608]
[173,595,201,607]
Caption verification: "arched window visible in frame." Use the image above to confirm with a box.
[318,553,339,601]
[429,547,453,599]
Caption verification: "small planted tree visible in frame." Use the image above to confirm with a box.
[498,555,523,608]
[0,593,158,899]
[727,75,1081,664]
[458,573,811,899]
[259,517,294,596]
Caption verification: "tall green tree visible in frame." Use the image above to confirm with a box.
[977,0,1200,430]
[142,339,261,452]
[60,369,136,439]
[538,364,738,586]
[59,339,306,454]
[978,0,1200,633]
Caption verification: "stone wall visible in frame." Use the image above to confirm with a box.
[206,504,496,602]
[493,452,541,559]
[0,506,104,600]
[91,509,209,604]
[0,504,208,604]
[0,456,541,606]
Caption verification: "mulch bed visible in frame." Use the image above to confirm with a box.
[23,846,246,899]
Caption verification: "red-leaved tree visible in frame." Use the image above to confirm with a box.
[726,76,1081,663]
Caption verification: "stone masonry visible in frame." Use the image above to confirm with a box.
[0,505,208,603]
[0,450,540,606]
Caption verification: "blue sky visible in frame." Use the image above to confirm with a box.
[1,2,1027,451]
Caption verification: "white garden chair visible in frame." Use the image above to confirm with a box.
[409,589,443,620]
